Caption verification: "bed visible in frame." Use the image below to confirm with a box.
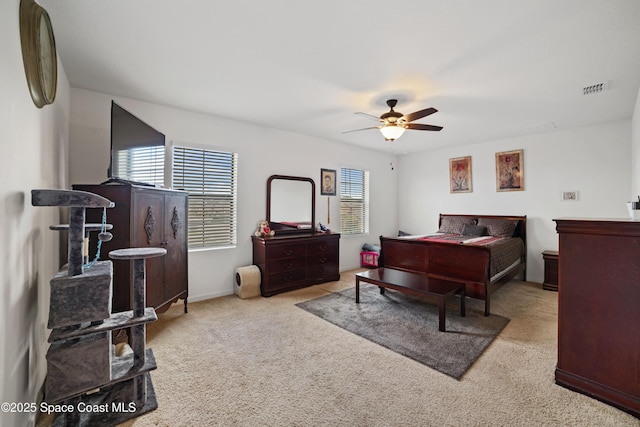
[379,214,527,316]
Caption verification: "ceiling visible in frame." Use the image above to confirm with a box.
[40,0,640,155]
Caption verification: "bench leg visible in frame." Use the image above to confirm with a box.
[438,297,446,332]
[379,286,385,295]
[356,277,360,303]
[460,288,466,317]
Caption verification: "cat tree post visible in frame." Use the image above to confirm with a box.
[109,247,166,405]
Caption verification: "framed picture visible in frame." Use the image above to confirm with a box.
[495,149,524,192]
[449,156,473,193]
[320,168,336,196]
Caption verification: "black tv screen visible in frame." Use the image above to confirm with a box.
[108,101,165,187]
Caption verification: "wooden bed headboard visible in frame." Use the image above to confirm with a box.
[438,214,527,246]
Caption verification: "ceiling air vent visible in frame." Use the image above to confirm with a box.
[582,81,610,95]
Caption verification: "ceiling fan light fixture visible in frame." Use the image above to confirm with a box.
[380,125,406,141]
[344,99,441,140]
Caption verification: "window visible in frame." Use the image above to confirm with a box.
[114,146,165,187]
[172,145,238,249]
[340,167,369,235]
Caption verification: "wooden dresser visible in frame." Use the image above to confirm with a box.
[252,232,340,296]
[554,218,639,418]
[73,183,189,313]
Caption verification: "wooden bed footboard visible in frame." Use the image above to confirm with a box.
[379,214,527,316]
[379,237,489,297]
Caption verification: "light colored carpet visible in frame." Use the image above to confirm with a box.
[120,269,639,427]
[296,285,510,379]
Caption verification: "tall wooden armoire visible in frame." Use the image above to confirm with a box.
[74,183,188,313]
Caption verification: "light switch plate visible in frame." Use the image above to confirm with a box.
[562,191,578,201]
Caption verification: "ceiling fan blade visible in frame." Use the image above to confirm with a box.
[402,107,438,123]
[342,126,381,134]
[355,112,382,122]
[406,123,443,131]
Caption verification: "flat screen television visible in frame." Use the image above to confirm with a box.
[106,101,166,187]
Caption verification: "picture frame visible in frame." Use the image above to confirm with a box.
[449,156,473,193]
[495,149,524,192]
[320,168,336,196]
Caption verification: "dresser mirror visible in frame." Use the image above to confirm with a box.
[267,175,315,235]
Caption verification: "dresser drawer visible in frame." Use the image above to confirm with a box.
[307,251,337,267]
[307,239,338,255]
[308,262,338,279]
[270,257,306,274]
[267,244,306,260]
[268,269,306,288]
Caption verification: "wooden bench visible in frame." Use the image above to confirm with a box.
[355,268,465,332]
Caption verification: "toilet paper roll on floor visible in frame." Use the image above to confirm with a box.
[235,265,262,299]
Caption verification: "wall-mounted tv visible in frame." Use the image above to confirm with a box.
[107,101,165,187]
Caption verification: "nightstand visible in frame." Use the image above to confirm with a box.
[542,250,559,291]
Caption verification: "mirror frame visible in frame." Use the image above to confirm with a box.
[267,174,315,235]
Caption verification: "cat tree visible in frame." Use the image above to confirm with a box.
[32,189,162,426]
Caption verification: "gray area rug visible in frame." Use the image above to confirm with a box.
[296,285,510,380]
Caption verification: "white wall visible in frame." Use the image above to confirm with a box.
[68,88,398,301]
[397,120,631,283]
[1,1,71,426]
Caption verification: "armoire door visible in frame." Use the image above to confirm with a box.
[133,190,166,308]
[163,194,188,304]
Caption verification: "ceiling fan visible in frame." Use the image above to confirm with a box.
[344,99,443,141]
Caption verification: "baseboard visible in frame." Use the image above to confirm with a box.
[188,289,234,303]
[555,367,639,418]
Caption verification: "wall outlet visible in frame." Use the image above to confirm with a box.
[562,191,578,201]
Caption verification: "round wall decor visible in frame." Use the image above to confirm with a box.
[19,0,57,108]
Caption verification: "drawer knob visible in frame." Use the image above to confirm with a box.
[284,249,293,256]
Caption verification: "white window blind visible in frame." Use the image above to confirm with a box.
[114,146,165,187]
[172,146,238,249]
[340,167,369,235]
